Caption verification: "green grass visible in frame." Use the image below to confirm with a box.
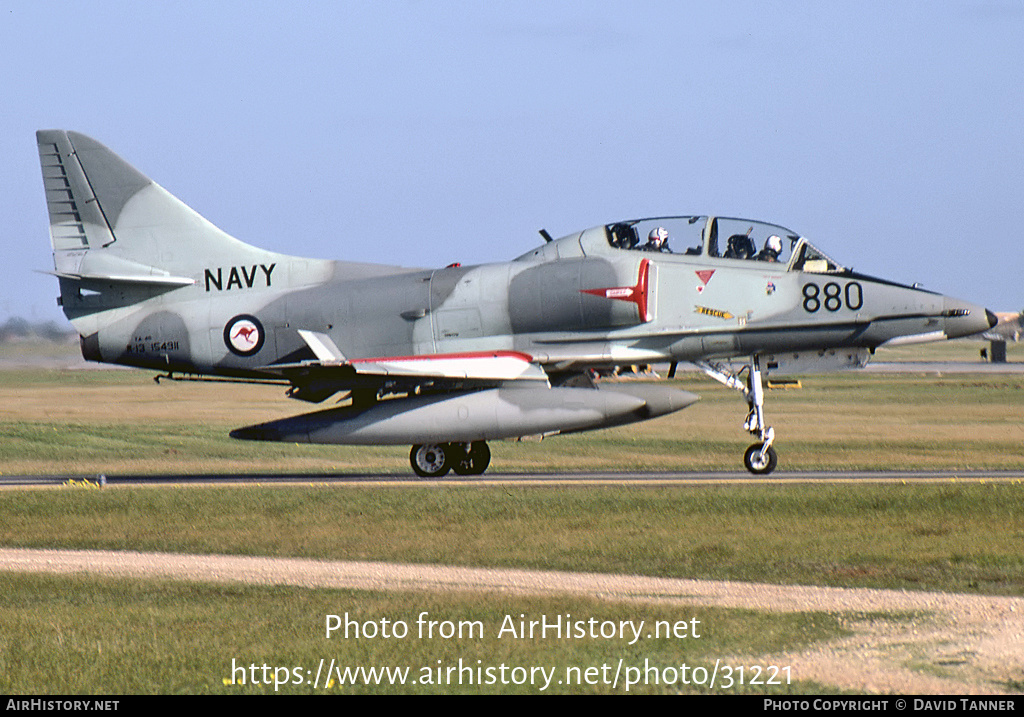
[3,483,1023,595]
[3,481,1018,693]
[1,364,1022,693]
[0,571,844,694]
[0,368,1021,474]
[872,337,1023,363]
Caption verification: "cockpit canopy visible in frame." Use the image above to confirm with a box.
[605,216,845,273]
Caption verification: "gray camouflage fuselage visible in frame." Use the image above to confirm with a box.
[64,225,990,377]
[37,130,995,472]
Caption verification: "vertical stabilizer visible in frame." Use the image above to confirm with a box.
[36,130,314,332]
[37,130,288,284]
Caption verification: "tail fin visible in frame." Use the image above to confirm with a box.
[36,130,285,324]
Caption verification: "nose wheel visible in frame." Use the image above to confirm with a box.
[698,355,778,475]
[744,442,777,475]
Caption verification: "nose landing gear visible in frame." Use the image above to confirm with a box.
[697,355,778,475]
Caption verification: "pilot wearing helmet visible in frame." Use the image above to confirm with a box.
[758,235,783,262]
[643,226,670,252]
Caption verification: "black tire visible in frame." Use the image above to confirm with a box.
[410,444,451,478]
[451,441,491,476]
[743,443,778,475]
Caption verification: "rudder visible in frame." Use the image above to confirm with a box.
[38,130,124,256]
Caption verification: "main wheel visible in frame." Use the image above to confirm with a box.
[451,441,491,476]
[743,443,778,475]
[410,444,451,478]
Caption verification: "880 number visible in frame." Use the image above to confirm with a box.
[802,281,863,313]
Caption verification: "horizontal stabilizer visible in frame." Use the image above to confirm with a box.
[42,270,195,287]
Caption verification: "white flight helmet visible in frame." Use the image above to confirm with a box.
[648,227,669,245]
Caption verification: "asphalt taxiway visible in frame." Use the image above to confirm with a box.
[2,469,1023,488]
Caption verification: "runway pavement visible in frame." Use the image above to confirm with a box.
[2,469,1023,488]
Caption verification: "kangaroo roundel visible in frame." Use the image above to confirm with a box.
[224,315,265,356]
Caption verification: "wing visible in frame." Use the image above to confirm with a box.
[260,330,549,403]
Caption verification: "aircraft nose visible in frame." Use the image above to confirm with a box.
[942,297,998,339]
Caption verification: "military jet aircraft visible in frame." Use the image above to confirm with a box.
[36,130,996,476]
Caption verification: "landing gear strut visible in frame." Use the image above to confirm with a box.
[409,441,490,477]
[697,355,777,475]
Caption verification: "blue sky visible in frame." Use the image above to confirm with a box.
[2,1,1021,323]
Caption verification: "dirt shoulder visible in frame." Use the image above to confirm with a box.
[1,547,1020,694]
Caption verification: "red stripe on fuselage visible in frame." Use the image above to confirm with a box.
[580,258,651,323]
[349,350,534,365]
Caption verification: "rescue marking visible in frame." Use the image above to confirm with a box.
[695,305,734,320]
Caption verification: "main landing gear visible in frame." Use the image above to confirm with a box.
[697,356,778,475]
[410,441,491,478]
